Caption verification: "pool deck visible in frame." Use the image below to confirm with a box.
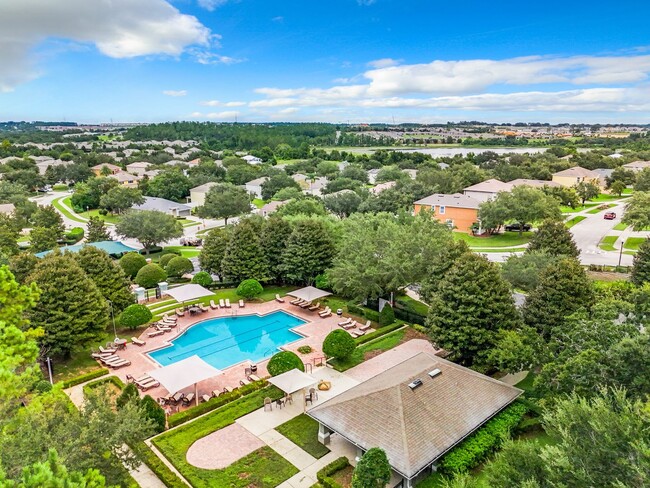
[97,298,375,407]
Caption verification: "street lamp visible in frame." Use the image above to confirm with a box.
[107,299,118,340]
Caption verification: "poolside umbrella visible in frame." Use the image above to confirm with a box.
[147,355,222,406]
[267,368,317,412]
[287,286,332,303]
[163,284,213,305]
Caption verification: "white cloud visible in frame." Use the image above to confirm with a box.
[163,90,187,97]
[367,58,401,69]
[278,107,299,114]
[272,16,284,23]
[0,0,211,91]
[200,100,246,107]
[193,51,245,65]
[357,0,377,5]
[191,110,241,119]
[197,0,229,11]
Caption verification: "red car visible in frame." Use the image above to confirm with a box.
[604,212,616,220]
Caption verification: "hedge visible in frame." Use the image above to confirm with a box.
[354,322,405,345]
[167,380,268,428]
[61,368,109,388]
[437,402,529,475]
[131,442,186,488]
[317,456,350,488]
[346,302,380,323]
[83,375,126,397]
[393,305,427,325]
[267,351,304,376]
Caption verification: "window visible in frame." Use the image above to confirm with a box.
[445,219,453,228]
[439,205,446,214]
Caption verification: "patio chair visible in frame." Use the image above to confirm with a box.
[247,374,261,382]
[309,387,318,401]
[168,392,184,405]
[162,314,177,322]
[223,386,236,394]
[148,330,164,338]
[299,300,312,309]
[162,318,177,326]
[199,303,209,312]
[308,302,320,311]
[175,308,185,317]
[337,317,352,327]
[181,393,195,406]
[201,394,211,403]
[157,397,168,406]
[239,299,245,308]
[359,320,372,331]
[319,307,331,318]
[240,377,251,386]
[225,298,232,308]
[275,294,285,303]
[131,337,146,346]
[108,359,131,369]
[136,378,160,391]
[211,389,220,398]
[305,393,313,406]
[98,355,120,364]
[129,373,151,383]
[156,324,172,333]
[219,299,226,308]
[99,346,117,354]
[264,397,272,412]
[210,300,219,309]
[290,298,304,305]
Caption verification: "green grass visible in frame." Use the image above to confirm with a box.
[586,204,616,214]
[395,295,430,316]
[613,223,629,231]
[454,231,532,248]
[275,414,330,459]
[252,198,266,209]
[560,203,598,213]
[599,235,619,252]
[622,188,633,195]
[624,237,646,251]
[52,184,70,191]
[160,246,201,258]
[62,196,121,224]
[589,193,629,202]
[177,218,201,228]
[152,387,296,488]
[330,328,407,371]
[565,215,587,228]
[473,247,527,253]
[52,196,88,223]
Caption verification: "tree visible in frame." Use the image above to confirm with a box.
[236,279,263,299]
[197,183,251,225]
[199,227,230,278]
[26,253,108,357]
[340,165,369,183]
[260,216,292,282]
[118,252,147,278]
[610,180,626,196]
[28,227,57,253]
[379,303,395,326]
[322,329,356,359]
[134,264,167,289]
[323,190,363,217]
[323,177,361,195]
[117,304,152,329]
[99,187,144,214]
[523,257,594,340]
[70,177,118,212]
[280,219,335,284]
[427,253,521,367]
[147,169,191,201]
[501,251,559,292]
[221,221,269,282]
[376,165,406,183]
[352,447,392,488]
[191,271,213,286]
[526,219,579,258]
[32,205,64,239]
[634,167,650,191]
[261,174,300,200]
[267,351,304,376]
[140,395,166,434]
[575,181,599,205]
[85,216,111,243]
[74,246,133,312]
[115,210,182,252]
[631,238,650,285]
[165,256,194,277]
[116,383,140,409]
[8,252,38,284]
[272,187,303,201]
[622,191,650,230]
[275,198,328,217]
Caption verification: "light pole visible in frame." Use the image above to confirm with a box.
[618,242,624,268]
[107,299,118,340]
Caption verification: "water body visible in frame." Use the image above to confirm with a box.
[396,147,549,157]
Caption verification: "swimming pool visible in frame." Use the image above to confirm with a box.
[148,310,307,370]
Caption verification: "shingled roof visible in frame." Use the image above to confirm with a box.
[307,352,522,479]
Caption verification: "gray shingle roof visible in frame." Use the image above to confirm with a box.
[463,178,512,193]
[552,166,600,178]
[308,352,521,479]
[414,193,480,209]
[133,197,190,213]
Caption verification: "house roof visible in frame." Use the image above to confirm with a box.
[245,177,269,186]
[508,178,561,188]
[370,181,397,194]
[110,171,141,182]
[0,203,16,215]
[308,353,522,479]
[91,163,120,171]
[126,161,151,169]
[463,178,512,193]
[133,197,191,213]
[35,241,138,258]
[258,200,287,215]
[190,182,218,193]
[623,160,650,170]
[414,193,480,210]
[552,166,600,178]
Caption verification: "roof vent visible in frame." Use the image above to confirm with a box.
[408,379,423,390]
[428,368,442,378]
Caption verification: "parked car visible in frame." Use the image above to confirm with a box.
[604,212,617,220]
[504,223,532,232]
[180,237,202,246]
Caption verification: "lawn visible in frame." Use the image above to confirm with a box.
[147,246,202,259]
[52,196,88,223]
[613,223,629,231]
[599,235,619,251]
[586,204,615,214]
[252,198,266,209]
[473,247,527,253]
[275,414,330,459]
[330,327,407,371]
[151,387,295,488]
[624,237,646,251]
[560,203,597,213]
[453,231,532,248]
[177,218,201,228]
[589,193,629,202]
[565,215,586,228]
[62,196,120,224]
[622,188,633,195]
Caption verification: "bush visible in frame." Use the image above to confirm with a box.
[267,351,304,376]
[354,322,404,345]
[314,273,331,290]
[236,279,263,299]
[352,447,391,488]
[33,380,53,393]
[135,263,167,289]
[131,442,186,488]
[60,368,109,388]
[346,302,364,316]
[297,345,313,354]
[379,303,395,327]
[437,402,529,475]
[64,227,85,244]
[120,252,147,278]
[141,394,166,433]
[118,304,153,329]
[323,330,356,359]
[165,256,194,278]
[159,253,177,268]
[364,310,380,323]
[191,271,213,287]
[117,383,140,409]
[317,457,350,488]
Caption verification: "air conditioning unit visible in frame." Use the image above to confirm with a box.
[428,368,442,378]
[408,379,423,390]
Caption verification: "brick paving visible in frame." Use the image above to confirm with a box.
[186,423,264,469]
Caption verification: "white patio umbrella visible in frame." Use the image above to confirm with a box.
[163,284,213,304]
[147,355,222,406]
[267,368,317,411]
[287,286,332,302]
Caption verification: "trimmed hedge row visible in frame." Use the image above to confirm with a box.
[83,375,126,397]
[437,402,529,475]
[167,380,268,428]
[354,322,405,345]
[316,456,350,488]
[60,368,109,388]
[346,302,380,323]
[131,442,186,488]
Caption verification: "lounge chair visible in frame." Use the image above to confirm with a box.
[299,300,312,309]
[99,346,117,354]
[181,393,195,406]
[359,320,372,331]
[291,298,304,305]
[162,314,177,322]
[131,337,146,346]
[201,394,211,403]
[239,299,245,308]
[175,308,185,317]
[108,359,131,369]
[264,397,272,411]
[210,300,219,309]
[136,378,160,390]
[148,330,164,338]
[168,392,184,405]
[199,303,209,312]
[247,374,261,382]
[350,330,366,338]
[275,294,285,303]
[240,378,251,386]
[91,352,114,359]
[223,386,235,394]
[219,299,225,308]
[97,355,119,364]
[340,321,356,330]
[128,374,151,383]
[156,324,171,333]
[319,307,331,318]
[225,299,232,308]
[308,302,320,311]
[337,317,352,327]
[211,389,220,398]
[162,317,177,324]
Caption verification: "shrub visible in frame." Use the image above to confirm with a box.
[297,345,313,354]
[379,303,395,327]
[33,380,53,393]
[60,368,109,388]
[165,256,194,278]
[323,330,356,359]
[317,457,350,488]
[267,351,304,376]
[141,394,166,433]
[236,278,263,299]
[346,302,364,316]
[131,442,186,488]
[117,383,140,409]
[364,310,380,323]
[118,304,153,329]
[352,447,391,488]
[315,273,331,290]
[119,252,147,278]
[354,322,404,345]
[65,227,85,244]
[191,271,213,287]
[159,253,177,268]
[135,263,167,289]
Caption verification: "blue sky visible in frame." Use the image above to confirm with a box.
[1,0,649,123]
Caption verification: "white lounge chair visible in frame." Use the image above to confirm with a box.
[290,297,303,305]
[359,320,372,331]
[210,300,219,309]
[239,299,245,308]
[225,298,232,308]
[299,300,312,309]
[99,346,117,354]
[175,308,185,317]
[148,330,164,338]
[308,302,320,311]
[248,374,261,382]
[340,320,356,330]
[199,303,209,312]
[319,307,331,318]
[219,299,225,308]
[131,337,146,346]
[275,294,285,303]
[337,317,352,327]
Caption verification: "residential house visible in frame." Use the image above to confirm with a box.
[403,169,418,179]
[507,178,560,189]
[308,352,522,488]
[164,160,188,167]
[414,193,481,233]
[143,170,161,179]
[303,177,328,197]
[463,179,512,203]
[125,161,152,176]
[189,182,218,206]
[622,160,650,172]
[257,200,287,217]
[438,162,450,170]
[0,203,16,216]
[109,171,141,188]
[370,181,396,194]
[592,168,613,187]
[552,166,603,189]
[291,173,310,189]
[132,197,191,217]
[242,155,263,165]
[35,159,72,175]
[91,163,121,176]
[244,177,269,199]
[367,168,381,184]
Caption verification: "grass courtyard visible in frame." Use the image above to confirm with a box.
[624,237,646,251]
[599,235,619,251]
[276,414,330,459]
[454,231,532,248]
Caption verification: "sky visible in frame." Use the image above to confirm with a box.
[1,0,650,124]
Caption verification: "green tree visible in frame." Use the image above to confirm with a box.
[236,279,263,299]
[116,383,140,409]
[221,221,269,282]
[165,256,194,277]
[267,351,304,376]
[32,205,64,239]
[323,177,361,195]
[622,191,650,230]
[198,227,230,278]
[147,169,191,201]
[191,271,213,286]
[323,190,363,217]
[376,165,406,183]
[261,174,300,200]
[633,167,650,191]
[501,251,559,292]
[631,238,650,285]
[0,220,19,257]
[379,303,395,326]
[260,216,292,282]
[70,177,118,211]
[526,219,579,257]
[118,252,147,279]
[134,263,167,289]
[275,198,328,217]
[340,165,369,183]
[117,304,152,329]
[322,329,356,359]
[140,395,166,434]
[8,252,39,284]
[352,447,392,488]
[98,186,144,214]
[28,227,57,254]
[280,219,335,284]
[26,253,108,357]
[197,183,251,225]
[575,181,600,205]
[85,216,111,243]
[115,210,183,252]
[427,253,521,366]
[74,246,133,312]
[610,180,626,196]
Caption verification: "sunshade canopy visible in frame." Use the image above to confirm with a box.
[35,241,137,258]
[163,284,213,303]
[267,368,317,394]
[287,286,332,302]
[147,356,222,394]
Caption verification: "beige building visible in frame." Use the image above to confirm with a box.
[462,179,512,203]
[622,160,650,172]
[109,171,141,188]
[552,166,603,189]
[125,161,152,176]
[190,182,218,206]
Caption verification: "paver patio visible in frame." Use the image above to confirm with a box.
[186,423,264,469]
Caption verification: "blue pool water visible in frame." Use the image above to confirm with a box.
[148,311,306,370]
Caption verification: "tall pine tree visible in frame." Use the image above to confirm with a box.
[631,237,650,285]
[280,219,336,285]
[526,219,580,258]
[85,216,111,243]
[199,226,231,279]
[261,216,292,283]
[221,221,269,282]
